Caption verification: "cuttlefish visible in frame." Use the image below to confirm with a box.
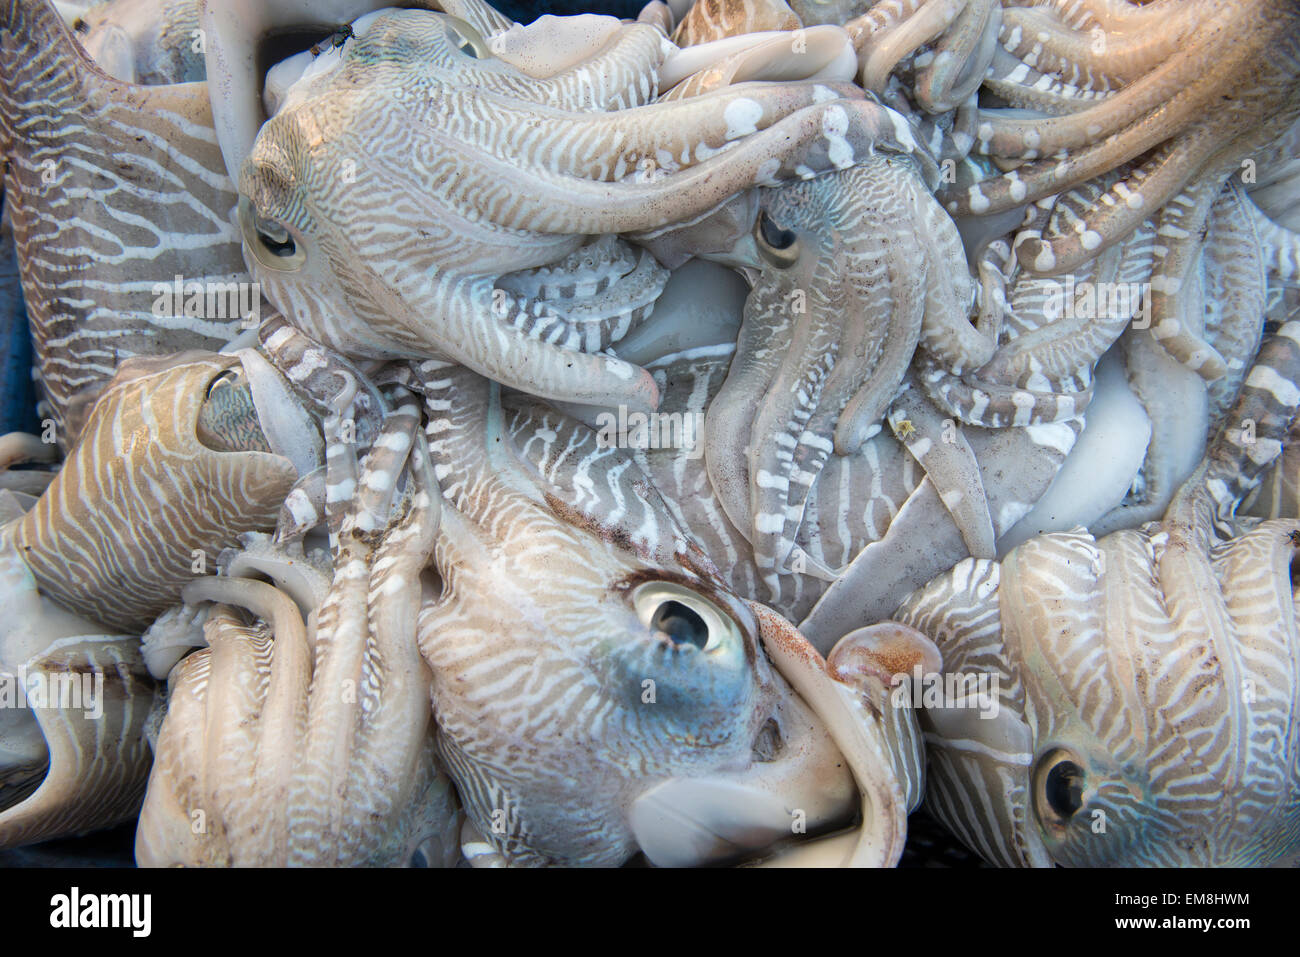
[889,319,1300,865]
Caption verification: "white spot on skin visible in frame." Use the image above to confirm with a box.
[374,429,412,453]
[724,98,764,140]
[1034,244,1057,272]
[1081,230,1103,251]
[1011,390,1036,426]
[822,105,855,169]
[884,107,918,153]
[968,184,991,214]
[1024,421,1076,455]
[1153,318,1182,340]
[603,356,634,380]
[756,157,782,185]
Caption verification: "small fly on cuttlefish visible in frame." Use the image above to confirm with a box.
[311,26,354,57]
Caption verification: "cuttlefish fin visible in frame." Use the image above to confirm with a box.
[0,539,156,850]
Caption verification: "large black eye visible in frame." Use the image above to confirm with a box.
[252,211,296,258]
[630,582,742,657]
[754,211,799,267]
[1034,749,1086,825]
[650,600,709,650]
[238,197,306,271]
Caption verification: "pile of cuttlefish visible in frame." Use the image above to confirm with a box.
[0,0,1298,867]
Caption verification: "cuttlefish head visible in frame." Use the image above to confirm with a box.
[234,9,596,360]
[9,350,319,635]
[417,370,927,866]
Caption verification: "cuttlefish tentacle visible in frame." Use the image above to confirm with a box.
[1243,190,1300,283]
[941,0,1300,271]
[1198,320,1300,528]
[995,1,1208,90]
[915,351,1093,430]
[700,148,991,592]
[910,0,1001,113]
[1091,180,1272,536]
[970,184,1158,395]
[1202,185,1270,428]
[1143,174,1233,380]
[982,47,1112,114]
[841,0,1001,113]
[887,390,996,559]
[671,0,800,48]
[137,393,456,866]
[0,432,56,471]
[659,26,857,101]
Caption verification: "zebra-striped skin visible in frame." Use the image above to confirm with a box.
[0,524,157,850]
[4,353,299,634]
[0,0,250,445]
[133,352,920,868]
[662,3,1010,598]
[671,0,800,48]
[503,344,1077,639]
[890,321,1300,866]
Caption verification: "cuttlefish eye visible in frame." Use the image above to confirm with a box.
[444,17,491,59]
[1033,749,1086,825]
[631,582,741,655]
[754,211,800,268]
[238,197,306,272]
[196,369,272,454]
